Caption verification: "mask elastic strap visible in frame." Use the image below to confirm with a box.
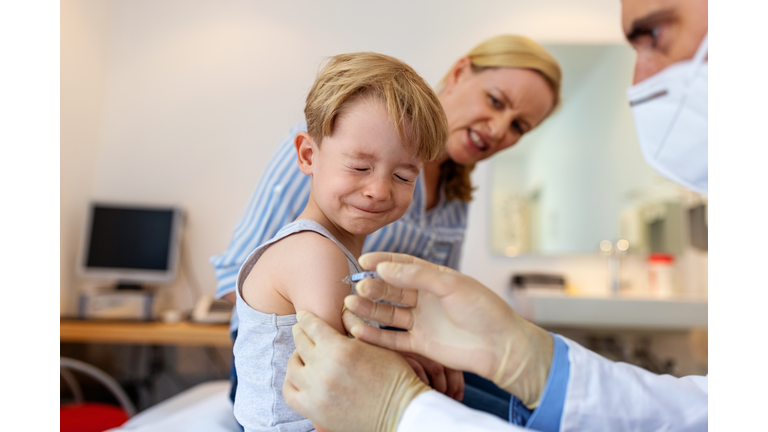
[688,33,708,79]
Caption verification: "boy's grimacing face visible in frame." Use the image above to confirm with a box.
[303,98,423,236]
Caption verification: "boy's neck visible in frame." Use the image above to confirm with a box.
[296,197,367,258]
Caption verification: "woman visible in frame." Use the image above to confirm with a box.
[211,34,561,417]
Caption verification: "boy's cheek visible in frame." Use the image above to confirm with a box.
[391,194,415,219]
[399,184,418,203]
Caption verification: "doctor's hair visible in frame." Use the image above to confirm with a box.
[304,52,448,162]
[438,34,562,203]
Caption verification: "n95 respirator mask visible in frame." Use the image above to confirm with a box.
[627,34,708,195]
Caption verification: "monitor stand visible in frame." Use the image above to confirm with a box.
[115,282,144,291]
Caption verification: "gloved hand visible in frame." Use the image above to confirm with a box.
[400,351,464,401]
[283,311,433,432]
[343,252,554,408]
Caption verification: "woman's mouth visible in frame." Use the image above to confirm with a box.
[468,129,489,151]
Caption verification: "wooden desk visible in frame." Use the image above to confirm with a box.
[60,319,231,347]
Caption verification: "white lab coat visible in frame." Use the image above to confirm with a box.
[398,336,708,432]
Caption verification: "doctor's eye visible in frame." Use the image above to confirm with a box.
[646,27,661,48]
[629,25,662,49]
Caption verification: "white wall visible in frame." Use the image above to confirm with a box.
[61,0,113,314]
[61,0,627,315]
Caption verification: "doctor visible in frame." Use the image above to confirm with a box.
[282,0,709,430]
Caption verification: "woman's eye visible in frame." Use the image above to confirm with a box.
[511,120,524,135]
[488,94,502,109]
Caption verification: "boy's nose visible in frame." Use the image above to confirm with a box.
[363,177,392,201]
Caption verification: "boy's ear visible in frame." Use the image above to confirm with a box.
[295,131,316,175]
[443,56,472,94]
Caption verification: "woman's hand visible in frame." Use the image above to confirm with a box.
[344,252,553,408]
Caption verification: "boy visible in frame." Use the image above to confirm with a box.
[232,52,448,432]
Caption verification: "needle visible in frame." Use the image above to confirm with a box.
[341,271,380,284]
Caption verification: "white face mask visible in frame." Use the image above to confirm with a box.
[627,34,708,195]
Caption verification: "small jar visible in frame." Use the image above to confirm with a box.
[647,253,675,297]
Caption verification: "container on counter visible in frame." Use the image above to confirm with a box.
[647,253,676,297]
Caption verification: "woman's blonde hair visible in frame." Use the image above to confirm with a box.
[441,35,562,202]
[305,52,448,162]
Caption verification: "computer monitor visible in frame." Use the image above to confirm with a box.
[79,203,184,289]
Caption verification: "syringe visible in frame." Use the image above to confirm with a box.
[341,271,380,284]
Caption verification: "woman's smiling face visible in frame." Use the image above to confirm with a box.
[438,59,555,166]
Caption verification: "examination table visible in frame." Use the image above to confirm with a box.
[106,380,239,432]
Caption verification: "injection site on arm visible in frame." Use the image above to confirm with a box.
[342,271,380,284]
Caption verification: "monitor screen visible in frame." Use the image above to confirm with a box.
[80,203,182,284]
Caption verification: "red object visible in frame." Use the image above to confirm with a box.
[60,403,129,432]
[647,253,674,264]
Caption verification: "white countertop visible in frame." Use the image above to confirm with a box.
[507,290,708,330]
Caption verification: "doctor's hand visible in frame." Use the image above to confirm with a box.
[400,351,464,401]
[284,311,432,432]
[344,252,554,408]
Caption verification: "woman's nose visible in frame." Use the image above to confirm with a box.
[488,114,510,141]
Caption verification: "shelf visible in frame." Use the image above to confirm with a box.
[507,291,707,330]
[60,319,231,347]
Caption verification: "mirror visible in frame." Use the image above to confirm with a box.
[489,44,707,257]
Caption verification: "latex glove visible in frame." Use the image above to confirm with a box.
[400,351,464,401]
[283,311,433,432]
[343,252,554,408]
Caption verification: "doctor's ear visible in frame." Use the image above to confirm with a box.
[295,131,317,175]
[443,56,473,93]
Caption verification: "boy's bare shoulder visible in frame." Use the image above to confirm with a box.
[257,231,351,297]
[265,230,347,263]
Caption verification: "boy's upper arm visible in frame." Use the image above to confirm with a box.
[279,233,352,335]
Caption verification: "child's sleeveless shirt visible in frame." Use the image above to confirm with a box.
[232,219,366,432]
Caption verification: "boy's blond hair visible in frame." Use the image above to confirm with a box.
[304,52,447,162]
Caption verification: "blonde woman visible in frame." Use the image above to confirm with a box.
[211,34,562,419]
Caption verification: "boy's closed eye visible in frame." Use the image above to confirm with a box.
[395,173,415,183]
[348,164,416,182]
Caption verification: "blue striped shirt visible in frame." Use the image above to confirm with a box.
[210,123,469,331]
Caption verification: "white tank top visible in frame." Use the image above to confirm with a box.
[233,219,364,432]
